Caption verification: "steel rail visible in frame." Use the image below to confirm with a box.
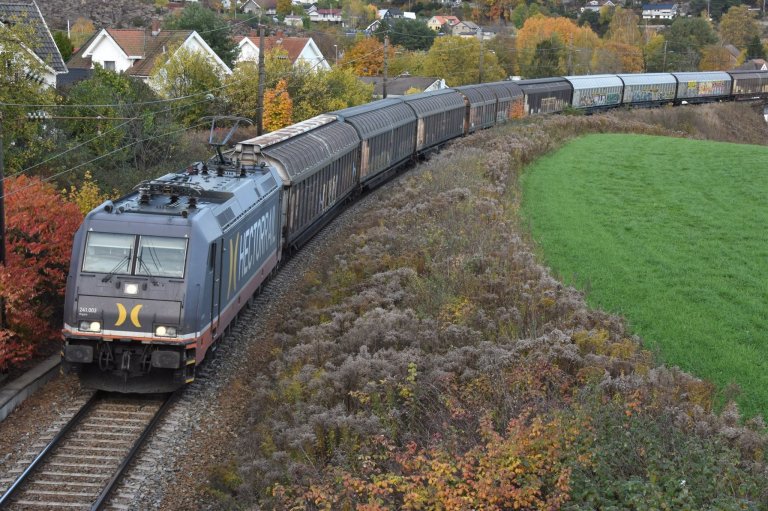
[0,391,100,507]
[91,391,179,510]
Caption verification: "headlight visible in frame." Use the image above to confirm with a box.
[79,321,101,332]
[124,283,139,295]
[155,326,177,337]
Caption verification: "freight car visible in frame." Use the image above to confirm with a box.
[61,69,768,392]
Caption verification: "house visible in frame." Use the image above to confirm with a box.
[359,75,447,98]
[242,0,276,15]
[642,3,678,19]
[66,22,231,84]
[452,20,480,37]
[0,0,67,88]
[235,32,330,70]
[306,5,342,23]
[427,15,461,32]
[736,58,768,71]
[284,15,304,27]
[378,8,403,19]
[580,0,615,12]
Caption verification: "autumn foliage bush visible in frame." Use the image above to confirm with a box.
[215,104,768,509]
[0,176,82,370]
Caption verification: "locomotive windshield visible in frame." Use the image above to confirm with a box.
[82,232,188,278]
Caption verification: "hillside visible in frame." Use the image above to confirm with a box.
[38,0,160,32]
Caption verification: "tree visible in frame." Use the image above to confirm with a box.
[606,7,641,47]
[263,79,293,131]
[374,19,436,52]
[225,61,262,121]
[592,41,644,73]
[487,31,518,78]
[61,66,180,192]
[53,31,74,61]
[423,36,506,86]
[150,45,223,125]
[664,17,718,71]
[699,45,734,70]
[643,34,667,72]
[164,3,239,66]
[339,37,392,76]
[70,17,95,49]
[0,176,82,371]
[0,20,60,174]
[520,36,565,78]
[277,0,293,17]
[718,5,759,50]
[745,35,766,61]
[516,15,600,76]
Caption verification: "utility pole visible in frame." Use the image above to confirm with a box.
[477,27,484,83]
[257,27,266,135]
[662,40,668,72]
[0,112,5,329]
[383,35,389,99]
[567,34,573,75]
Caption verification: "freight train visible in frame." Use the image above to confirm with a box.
[61,69,768,392]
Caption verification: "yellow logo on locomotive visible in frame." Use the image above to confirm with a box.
[115,303,143,328]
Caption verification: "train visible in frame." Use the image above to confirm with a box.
[60,69,768,392]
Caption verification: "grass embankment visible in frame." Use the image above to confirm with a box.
[522,134,768,418]
[196,105,768,510]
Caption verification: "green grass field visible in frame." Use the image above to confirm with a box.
[521,134,768,419]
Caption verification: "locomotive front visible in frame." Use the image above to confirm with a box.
[61,204,196,392]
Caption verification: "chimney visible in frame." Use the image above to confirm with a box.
[276,29,284,42]
[151,18,161,36]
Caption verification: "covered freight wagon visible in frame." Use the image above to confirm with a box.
[485,81,524,121]
[235,115,361,249]
[727,69,768,100]
[333,99,417,188]
[516,77,572,115]
[455,84,498,133]
[672,71,732,104]
[402,89,466,152]
[618,73,677,107]
[566,74,624,111]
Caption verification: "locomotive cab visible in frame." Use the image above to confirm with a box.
[62,163,283,393]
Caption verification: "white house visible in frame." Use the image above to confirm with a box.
[0,0,67,88]
[66,23,231,83]
[581,0,615,12]
[235,33,330,70]
[642,3,678,19]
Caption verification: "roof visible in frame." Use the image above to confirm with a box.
[735,59,768,71]
[0,0,67,73]
[642,4,676,9]
[359,76,441,96]
[68,28,194,77]
[430,15,461,26]
[235,34,310,64]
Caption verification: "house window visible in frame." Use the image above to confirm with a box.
[103,61,115,71]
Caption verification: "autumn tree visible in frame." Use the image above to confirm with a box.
[592,41,644,73]
[423,36,506,86]
[0,20,60,174]
[516,15,600,77]
[718,5,759,50]
[606,7,642,47]
[263,79,293,131]
[487,31,518,78]
[225,61,262,121]
[70,17,95,49]
[339,36,392,76]
[0,176,82,370]
[699,45,735,70]
[150,45,223,125]
[277,0,292,17]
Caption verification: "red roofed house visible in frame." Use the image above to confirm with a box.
[235,32,329,71]
[66,20,231,84]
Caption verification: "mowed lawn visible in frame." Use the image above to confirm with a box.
[521,133,768,419]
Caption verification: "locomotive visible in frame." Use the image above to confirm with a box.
[61,69,768,392]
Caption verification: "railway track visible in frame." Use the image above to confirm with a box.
[0,391,176,510]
